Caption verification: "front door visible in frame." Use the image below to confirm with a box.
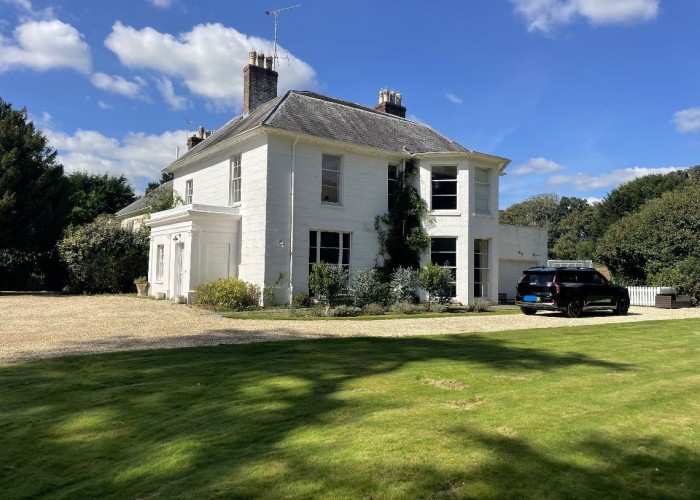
[174,242,185,297]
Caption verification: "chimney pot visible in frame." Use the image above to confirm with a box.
[248,49,256,65]
[265,54,273,70]
[198,125,205,139]
[257,51,265,67]
[374,88,406,118]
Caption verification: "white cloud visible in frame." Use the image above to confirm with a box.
[511,157,567,175]
[547,166,683,191]
[0,19,91,73]
[44,127,187,191]
[98,100,113,110]
[586,197,602,204]
[156,77,187,110]
[407,113,425,124]
[3,0,54,20]
[147,0,174,8]
[672,107,700,133]
[511,0,659,33]
[104,21,317,109]
[90,72,146,99]
[445,92,463,104]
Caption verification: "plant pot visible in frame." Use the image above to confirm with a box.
[135,282,149,296]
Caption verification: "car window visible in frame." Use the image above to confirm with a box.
[591,272,607,284]
[521,272,555,285]
[557,271,577,283]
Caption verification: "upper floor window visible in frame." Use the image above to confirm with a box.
[230,155,241,205]
[388,164,400,210]
[184,179,193,205]
[321,154,342,205]
[475,167,490,214]
[431,165,457,210]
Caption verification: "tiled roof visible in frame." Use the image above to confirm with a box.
[115,180,174,217]
[167,91,476,170]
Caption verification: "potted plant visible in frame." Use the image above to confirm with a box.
[134,276,149,296]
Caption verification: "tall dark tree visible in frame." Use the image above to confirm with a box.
[66,172,136,227]
[0,98,71,289]
[145,172,174,194]
[0,97,71,251]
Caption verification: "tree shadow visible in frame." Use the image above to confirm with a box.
[2,332,694,497]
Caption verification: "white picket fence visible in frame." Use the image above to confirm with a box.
[626,286,674,306]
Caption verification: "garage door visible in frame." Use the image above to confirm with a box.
[498,260,537,301]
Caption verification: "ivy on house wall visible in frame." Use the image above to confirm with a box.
[374,159,433,277]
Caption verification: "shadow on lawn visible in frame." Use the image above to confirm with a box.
[0,333,696,497]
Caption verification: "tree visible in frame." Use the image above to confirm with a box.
[591,166,700,239]
[0,97,71,252]
[145,172,174,194]
[66,172,136,226]
[58,215,149,294]
[374,160,432,275]
[500,193,591,254]
[551,204,598,260]
[596,185,700,284]
[0,98,71,289]
[419,263,452,309]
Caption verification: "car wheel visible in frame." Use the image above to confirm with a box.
[566,298,583,318]
[613,295,630,316]
[520,307,537,315]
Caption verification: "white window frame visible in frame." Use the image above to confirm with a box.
[431,165,458,211]
[230,155,241,205]
[475,167,491,215]
[308,230,351,274]
[474,238,490,298]
[321,154,343,206]
[156,244,165,282]
[430,237,457,297]
[184,179,193,205]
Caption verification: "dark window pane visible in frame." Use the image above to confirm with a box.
[431,238,456,252]
[320,232,340,247]
[432,254,454,267]
[322,154,341,171]
[320,248,339,264]
[432,181,457,195]
[432,196,457,210]
[321,185,339,203]
[342,250,349,265]
[342,233,350,248]
[431,165,457,180]
[310,231,317,247]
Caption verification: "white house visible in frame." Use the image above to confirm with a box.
[145,50,547,304]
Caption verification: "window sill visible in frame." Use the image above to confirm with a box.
[473,212,494,218]
[431,210,461,216]
[321,203,344,210]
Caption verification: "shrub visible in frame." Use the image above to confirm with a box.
[329,305,362,317]
[351,267,381,307]
[389,302,419,314]
[363,303,385,316]
[308,262,349,310]
[292,292,310,308]
[419,262,453,309]
[431,303,447,313]
[58,215,149,294]
[465,299,491,313]
[652,256,700,305]
[194,277,260,310]
[389,267,419,304]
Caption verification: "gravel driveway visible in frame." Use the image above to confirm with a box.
[2,294,699,364]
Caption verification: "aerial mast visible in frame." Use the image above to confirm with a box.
[265,3,301,70]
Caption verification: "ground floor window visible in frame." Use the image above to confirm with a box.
[156,244,165,282]
[430,237,457,297]
[474,239,489,298]
[308,230,351,277]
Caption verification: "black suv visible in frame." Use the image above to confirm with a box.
[516,267,630,318]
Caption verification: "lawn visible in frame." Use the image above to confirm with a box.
[223,307,519,320]
[1,319,698,498]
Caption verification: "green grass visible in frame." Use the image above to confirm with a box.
[1,319,699,499]
[223,307,519,320]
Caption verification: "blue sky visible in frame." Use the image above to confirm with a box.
[1,0,699,207]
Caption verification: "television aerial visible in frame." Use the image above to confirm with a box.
[265,3,301,70]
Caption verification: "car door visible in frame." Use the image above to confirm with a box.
[583,271,613,306]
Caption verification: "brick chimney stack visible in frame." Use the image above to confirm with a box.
[187,125,206,150]
[243,49,278,115]
[374,88,406,118]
